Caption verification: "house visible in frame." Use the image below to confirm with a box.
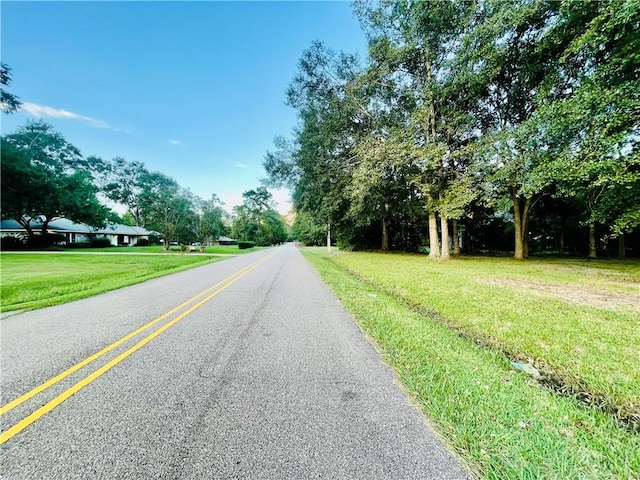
[218,236,237,245]
[0,217,156,246]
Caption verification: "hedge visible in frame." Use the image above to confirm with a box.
[238,241,256,250]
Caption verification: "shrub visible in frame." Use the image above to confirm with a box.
[1,236,25,251]
[238,241,256,250]
[135,238,150,246]
[90,237,112,248]
[27,233,67,249]
[65,242,92,249]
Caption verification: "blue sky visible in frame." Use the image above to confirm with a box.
[1,1,368,214]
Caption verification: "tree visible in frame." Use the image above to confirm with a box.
[136,172,193,249]
[350,131,424,251]
[0,141,49,240]
[534,0,640,257]
[264,0,639,257]
[190,195,226,251]
[0,63,21,113]
[454,0,564,259]
[100,157,151,226]
[291,211,326,245]
[266,41,369,250]
[231,187,287,246]
[355,0,478,259]
[1,121,108,242]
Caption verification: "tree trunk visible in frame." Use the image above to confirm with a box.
[381,216,389,252]
[618,234,625,259]
[588,222,597,258]
[327,222,331,253]
[41,218,50,237]
[559,229,565,254]
[452,219,461,256]
[512,189,533,260]
[513,192,525,260]
[522,214,530,259]
[18,216,36,243]
[440,214,450,260]
[428,211,440,258]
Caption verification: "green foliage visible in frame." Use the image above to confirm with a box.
[231,187,288,246]
[25,233,67,249]
[237,241,256,250]
[0,236,25,251]
[292,211,325,245]
[189,194,226,249]
[0,63,21,113]
[1,121,108,240]
[90,238,112,248]
[64,242,92,249]
[263,0,639,256]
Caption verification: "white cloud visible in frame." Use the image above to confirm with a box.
[20,102,111,129]
[169,139,183,146]
[234,163,247,168]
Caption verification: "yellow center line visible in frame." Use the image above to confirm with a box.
[0,253,273,444]
[0,253,274,417]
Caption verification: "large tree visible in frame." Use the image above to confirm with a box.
[264,0,639,257]
[189,194,226,251]
[265,42,373,250]
[136,172,193,249]
[355,0,480,258]
[100,157,151,227]
[1,121,108,241]
[532,0,640,257]
[231,187,288,246]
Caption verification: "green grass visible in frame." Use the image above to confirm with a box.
[0,253,225,312]
[303,248,640,479]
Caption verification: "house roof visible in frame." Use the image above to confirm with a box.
[0,219,24,231]
[0,217,154,236]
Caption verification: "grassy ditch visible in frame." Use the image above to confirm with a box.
[0,253,223,313]
[303,248,639,479]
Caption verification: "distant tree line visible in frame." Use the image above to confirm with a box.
[1,87,289,250]
[264,0,639,259]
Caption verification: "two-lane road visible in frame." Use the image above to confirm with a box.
[1,245,469,479]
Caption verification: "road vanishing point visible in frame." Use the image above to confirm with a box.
[1,244,469,479]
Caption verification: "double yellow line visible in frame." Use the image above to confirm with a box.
[0,253,273,444]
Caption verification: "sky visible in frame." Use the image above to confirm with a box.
[1,1,369,215]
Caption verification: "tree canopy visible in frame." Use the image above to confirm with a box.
[231,187,289,246]
[1,121,233,249]
[1,121,108,241]
[264,0,640,258]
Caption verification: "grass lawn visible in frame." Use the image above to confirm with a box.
[303,248,640,479]
[0,253,225,312]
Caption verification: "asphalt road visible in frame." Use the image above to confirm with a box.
[1,244,469,479]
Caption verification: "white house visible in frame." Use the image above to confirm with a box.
[0,218,156,246]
